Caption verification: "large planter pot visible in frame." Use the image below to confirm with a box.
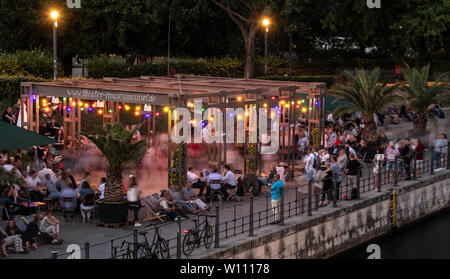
[97,200,129,224]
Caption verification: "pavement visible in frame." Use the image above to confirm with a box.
[3,116,448,259]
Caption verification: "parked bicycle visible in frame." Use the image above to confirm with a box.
[112,240,134,259]
[182,214,214,256]
[135,225,170,259]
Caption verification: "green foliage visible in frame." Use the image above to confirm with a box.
[400,64,449,114]
[0,75,48,114]
[0,166,24,187]
[84,123,148,172]
[329,68,402,120]
[0,50,64,79]
[169,143,186,187]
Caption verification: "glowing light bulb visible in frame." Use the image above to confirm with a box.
[237,96,242,102]
[237,115,243,120]
[163,107,169,113]
[84,104,89,108]
[98,109,103,115]
[135,111,140,116]
[263,103,268,108]
[136,106,141,111]
[302,107,307,113]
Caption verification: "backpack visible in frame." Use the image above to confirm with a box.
[312,154,320,171]
[82,194,96,206]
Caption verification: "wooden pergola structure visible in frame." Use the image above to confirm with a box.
[21,75,326,186]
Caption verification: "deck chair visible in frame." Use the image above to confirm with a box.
[141,195,166,223]
[225,186,240,202]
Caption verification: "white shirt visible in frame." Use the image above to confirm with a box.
[38,168,57,184]
[127,187,139,202]
[26,176,41,188]
[305,153,316,172]
[327,113,333,122]
[98,183,105,199]
[187,171,199,184]
[222,170,237,186]
[207,172,223,190]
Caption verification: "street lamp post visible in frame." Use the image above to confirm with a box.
[51,11,59,81]
[262,18,270,76]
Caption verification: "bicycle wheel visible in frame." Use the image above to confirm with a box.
[203,225,213,249]
[157,239,170,259]
[182,232,196,256]
[136,244,152,259]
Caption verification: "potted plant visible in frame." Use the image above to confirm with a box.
[85,123,147,225]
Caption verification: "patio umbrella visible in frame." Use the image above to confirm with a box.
[0,121,57,150]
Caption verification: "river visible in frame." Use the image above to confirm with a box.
[338,209,450,259]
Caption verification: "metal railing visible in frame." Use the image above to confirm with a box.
[47,145,449,259]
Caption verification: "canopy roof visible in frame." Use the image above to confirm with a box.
[0,121,57,150]
[21,75,326,106]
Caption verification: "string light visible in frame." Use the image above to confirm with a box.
[187,102,194,108]
[209,116,214,122]
[301,107,307,113]
[271,96,276,100]
[88,107,93,112]
[92,103,97,108]
[71,102,76,107]
[118,105,122,110]
[291,101,295,105]
[98,109,103,115]
[263,103,268,108]
[237,115,243,120]
[237,96,242,102]
[80,108,84,111]
[284,104,289,108]
[145,113,150,118]
[84,104,89,108]
[163,106,169,113]
[44,108,50,113]
[136,106,141,111]
[125,105,130,111]
[109,109,113,113]
[280,100,285,105]
[135,111,140,116]
[191,119,197,125]
[156,112,160,117]
[297,100,301,105]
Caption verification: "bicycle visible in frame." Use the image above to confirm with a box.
[112,240,134,259]
[135,225,170,259]
[182,214,214,256]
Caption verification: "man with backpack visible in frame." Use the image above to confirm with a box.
[305,147,320,182]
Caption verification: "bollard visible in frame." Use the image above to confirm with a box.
[431,147,435,175]
[248,197,254,236]
[176,219,181,259]
[394,157,398,187]
[356,172,361,199]
[214,206,220,248]
[332,174,337,207]
[133,228,138,259]
[279,188,284,226]
[51,251,58,259]
[377,161,382,192]
[84,242,90,259]
[413,150,417,180]
[308,180,312,216]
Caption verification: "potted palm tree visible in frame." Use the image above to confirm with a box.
[85,123,147,225]
[329,68,401,150]
[400,64,449,131]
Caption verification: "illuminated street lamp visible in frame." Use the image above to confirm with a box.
[262,18,271,76]
[50,10,59,80]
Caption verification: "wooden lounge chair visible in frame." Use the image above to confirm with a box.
[141,195,166,223]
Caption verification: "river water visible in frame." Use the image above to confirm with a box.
[338,209,450,259]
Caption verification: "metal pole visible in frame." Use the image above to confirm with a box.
[377,160,382,192]
[356,172,361,199]
[413,149,417,180]
[333,174,337,207]
[279,188,284,225]
[84,242,90,259]
[133,229,138,259]
[307,180,312,216]
[53,21,57,80]
[51,251,58,259]
[447,143,450,170]
[248,197,254,236]
[431,147,435,175]
[264,29,268,76]
[288,34,292,81]
[214,206,220,248]
[394,157,398,187]
[177,219,181,259]
[167,8,171,76]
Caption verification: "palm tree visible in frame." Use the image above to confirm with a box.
[400,64,449,131]
[329,68,401,143]
[0,166,24,187]
[85,123,147,202]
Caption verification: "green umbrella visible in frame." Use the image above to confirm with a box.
[0,121,57,150]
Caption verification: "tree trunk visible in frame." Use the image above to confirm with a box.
[104,168,125,202]
[413,112,428,131]
[361,118,378,143]
[243,24,257,79]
